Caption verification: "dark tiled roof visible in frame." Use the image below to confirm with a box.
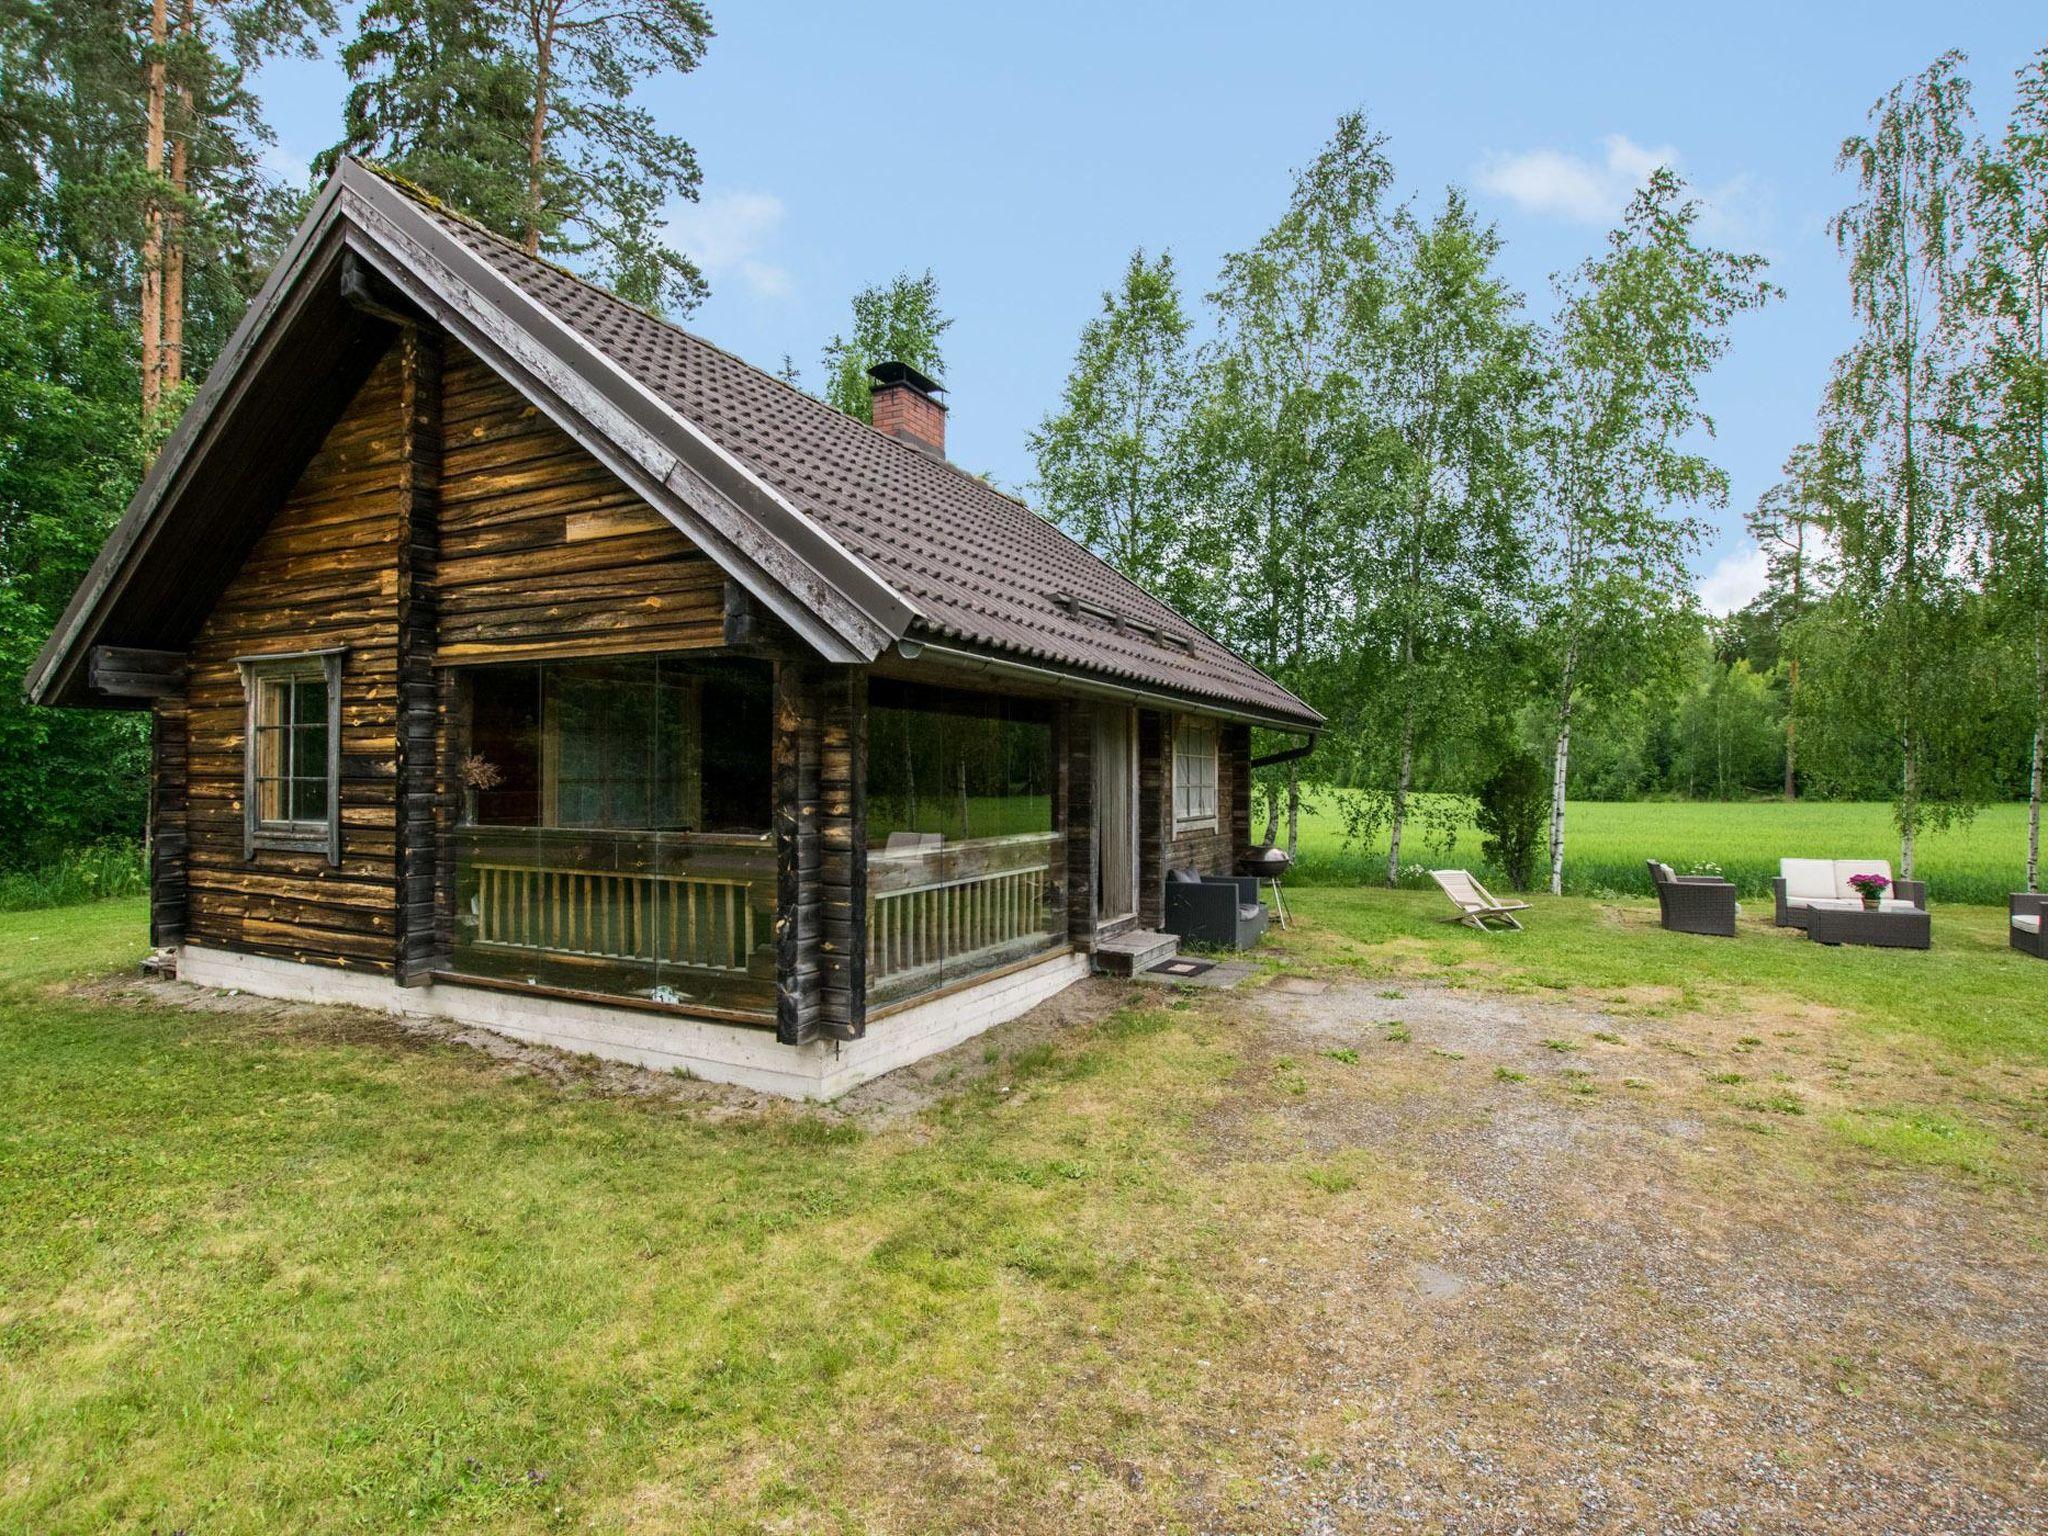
[401,190,1319,728]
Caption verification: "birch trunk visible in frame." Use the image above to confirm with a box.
[1385,692,1414,887]
[1899,732,1919,881]
[1285,761,1299,861]
[139,0,168,420]
[2029,629,2043,891]
[1548,694,1572,898]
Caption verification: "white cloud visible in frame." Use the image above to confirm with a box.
[1477,133,1676,224]
[663,189,792,300]
[1697,544,1770,616]
[1475,134,1769,245]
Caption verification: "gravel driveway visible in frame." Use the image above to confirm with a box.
[1172,972,2047,1533]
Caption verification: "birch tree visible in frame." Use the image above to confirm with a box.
[1971,46,2048,889]
[1190,110,1396,854]
[1029,248,1196,605]
[1825,50,1987,878]
[1534,167,1776,894]
[1358,190,1537,885]
[819,270,951,421]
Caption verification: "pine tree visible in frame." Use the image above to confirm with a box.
[322,0,713,315]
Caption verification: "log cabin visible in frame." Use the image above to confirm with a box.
[27,161,1320,1098]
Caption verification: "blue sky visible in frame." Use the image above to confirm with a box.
[255,2,2046,612]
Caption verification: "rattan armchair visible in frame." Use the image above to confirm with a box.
[2011,893,2047,959]
[1647,860,1739,938]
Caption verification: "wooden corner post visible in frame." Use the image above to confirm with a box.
[394,324,445,984]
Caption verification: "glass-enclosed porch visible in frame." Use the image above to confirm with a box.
[444,658,1073,1026]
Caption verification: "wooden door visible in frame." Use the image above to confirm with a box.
[1094,706,1137,922]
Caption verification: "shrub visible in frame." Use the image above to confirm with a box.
[1475,749,1547,891]
[0,840,147,912]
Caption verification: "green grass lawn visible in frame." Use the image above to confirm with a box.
[1285,791,2041,905]
[1,891,2041,1531]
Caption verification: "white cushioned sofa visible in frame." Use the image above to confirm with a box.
[1772,859,1928,930]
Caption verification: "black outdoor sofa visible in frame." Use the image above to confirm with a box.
[1163,869,1270,949]
[2012,892,2047,959]
[1646,860,1739,937]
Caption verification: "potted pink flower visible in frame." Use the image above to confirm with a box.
[1846,872,1891,911]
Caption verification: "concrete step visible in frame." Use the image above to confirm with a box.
[1092,927,1179,977]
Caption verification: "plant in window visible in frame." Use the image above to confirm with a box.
[459,753,503,824]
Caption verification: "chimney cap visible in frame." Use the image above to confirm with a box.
[867,359,946,398]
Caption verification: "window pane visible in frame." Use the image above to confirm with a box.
[292,676,328,729]
[257,774,287,822]
[293,774,328,822]
[296,722,327,781]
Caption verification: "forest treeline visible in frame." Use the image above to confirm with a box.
[0,9,2043,895]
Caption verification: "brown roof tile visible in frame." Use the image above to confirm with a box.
[404,189,1319,728]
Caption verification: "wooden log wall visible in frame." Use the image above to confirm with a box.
[435,343,727,664]
[149,698,189,948]
[1165,713,1241,876]
[393,328,444,984]
[772,662,867,1044]
[181,344,408,970]
[1137,710,1170,929]
[1063,700,1097,944]
[1226,725,1252,857]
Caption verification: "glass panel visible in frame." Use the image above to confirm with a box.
[451,656,774,1017]
[867,682,1064,1008]
[293,773,328,823]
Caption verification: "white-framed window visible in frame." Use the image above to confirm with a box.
[237,649,344,863]
[1174,718,1219,832]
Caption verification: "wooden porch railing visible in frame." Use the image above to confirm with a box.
[469,858,764,974]
[868,832,1059,984]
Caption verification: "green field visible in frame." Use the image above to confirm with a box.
[1284,792,2039,906]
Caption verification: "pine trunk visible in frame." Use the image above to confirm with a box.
[139,0,168,420]
[524,21,552,257]
[162,0,192,400]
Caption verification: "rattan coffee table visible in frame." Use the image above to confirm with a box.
[1806,904,1930,950]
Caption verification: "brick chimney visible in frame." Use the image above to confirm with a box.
[868,360,947,457]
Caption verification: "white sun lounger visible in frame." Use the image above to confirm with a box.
[1432,869,1532,932]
